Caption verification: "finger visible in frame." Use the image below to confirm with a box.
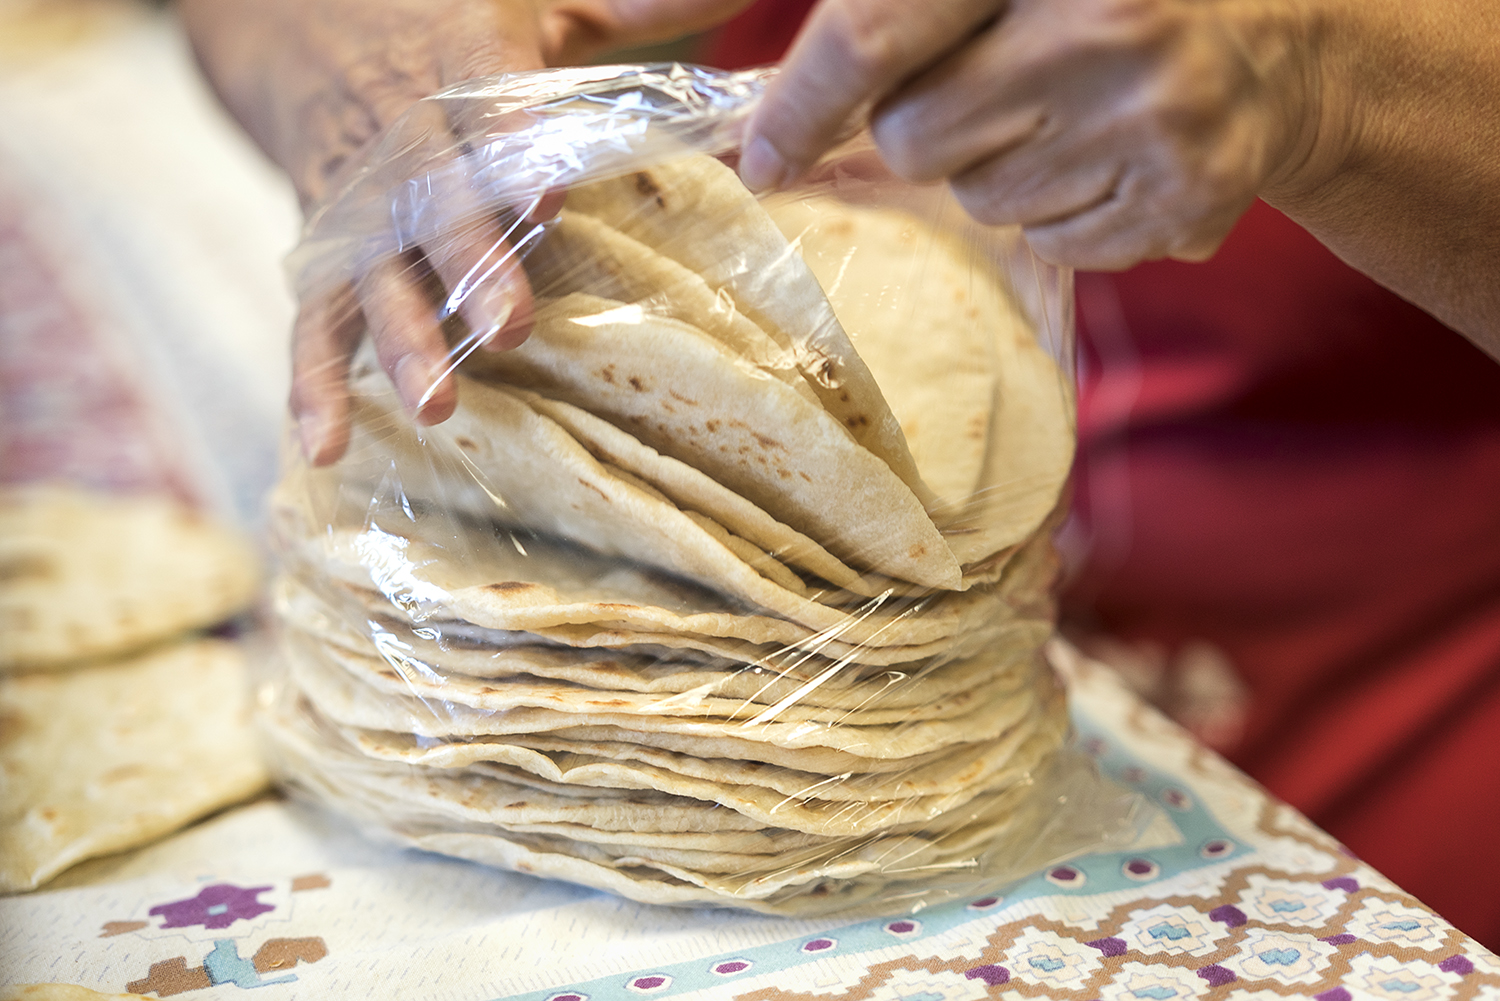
[422,212,539,357]
[740,0,1004,191]
[949,148,1125,231]
[356,255,458,426]
[868,15,1045,183]
[290,282,364,466]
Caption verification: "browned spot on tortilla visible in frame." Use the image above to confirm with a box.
[0,554,54,583]
[907,544,927,559]
[661,400,675,413]
[668,390,698,406]
[588,699,630,707]
[705,419,720,432]
[628,376,646,391]
[751,432,785,451]
[486,581,534,593]
[506,801,529,809]
[776,468,792,479]
[634,171,665,208]
[846,414,871,429]
[103,764,147,784]
[578,478,611,503]
[0,709,26,745]
[839,391,850,403]
[454,436,478,451]
[799,472,812,482]
[39,807,57,822]
[599,365,616,384]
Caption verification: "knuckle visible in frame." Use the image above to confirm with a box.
[822,0,909,84]
[869,108,933,181]
[949,179,1012,228]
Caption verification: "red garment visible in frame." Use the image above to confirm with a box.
[1069,204,1500,947]
[702,10,1500,948]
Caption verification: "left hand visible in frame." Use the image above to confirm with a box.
[738,0,1324,270]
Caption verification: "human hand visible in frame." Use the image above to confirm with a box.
[183,0,752,464]
[739,0,1325,271]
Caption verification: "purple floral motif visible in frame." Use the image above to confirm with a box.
[149,884,274,930]
[1083,737,1107,757]
[802,938,836,953]
[1200,839,1235,859]
[1322,935,1358,946]
[1438,956,1474,976]
[711,961,751,976]
[969,896,1002,910]
[1046,866,1087,888]
[1208,905,1247,928]
[1196,965,1236,987]
[1123,859,1159,881]
[1160,788,1192,811]
[886,920,921,936]
[548,994,587,1001]
[1322,877,1360,893]
[964,965,1009,986]
[1315,989,1352,1001]
[1121,766,1147,784]
[626,975,671,993]
[1086,937,1127,957]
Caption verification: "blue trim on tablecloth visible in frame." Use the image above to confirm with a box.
[496,707,1251,1001]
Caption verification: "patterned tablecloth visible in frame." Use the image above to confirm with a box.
[3,645,1494,1001]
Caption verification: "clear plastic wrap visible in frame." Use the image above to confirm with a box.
[264,64,1139,915]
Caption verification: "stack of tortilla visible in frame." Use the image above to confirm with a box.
[0,485,268,892]
[265,153,1077,912]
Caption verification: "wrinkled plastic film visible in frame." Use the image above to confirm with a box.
[264,64,1140,916]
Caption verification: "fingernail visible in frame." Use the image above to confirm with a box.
[298,412,332,466]
[740,135,791,192]
[395,354,441,416]
[476,289,515,352]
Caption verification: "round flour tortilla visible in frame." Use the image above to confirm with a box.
[562,154,934,509]
[0,638,269,892]
[0,486,260,670]
[461,293,960,588]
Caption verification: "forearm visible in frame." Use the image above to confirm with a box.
[179,0,546,208]
[1266,0,1500,356]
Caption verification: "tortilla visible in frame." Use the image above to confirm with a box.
[524,209,811,395]
[276,573,1049,710]
[301,626,1037,726]
[514,390,914,597]
[285,635,1047,760]
[344,681,1067,808]
[357,376,1002,641]
[564,155,934,508]
[461,294,960,587]
[0,486,260,671]
[1,988,153,1001]
[0,639,269,892]
[766,197,1001,509]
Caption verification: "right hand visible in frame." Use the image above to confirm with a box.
[182,0,752,464]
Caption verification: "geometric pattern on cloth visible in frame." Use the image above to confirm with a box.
[497,650,1499,1001]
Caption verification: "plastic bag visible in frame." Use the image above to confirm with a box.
[263,63,1140,915]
